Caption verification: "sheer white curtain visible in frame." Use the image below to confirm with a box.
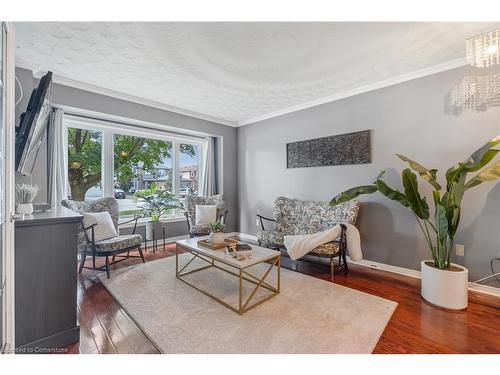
[201,136,217,196]
[47,108,68,205]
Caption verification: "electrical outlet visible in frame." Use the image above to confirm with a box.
[455,244,465,257]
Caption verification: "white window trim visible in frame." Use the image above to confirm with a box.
[62,113,207,221]
[119,215,186,229]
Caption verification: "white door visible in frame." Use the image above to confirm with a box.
[1,22,16,353]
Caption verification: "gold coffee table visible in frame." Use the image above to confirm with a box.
[175,238,281,315]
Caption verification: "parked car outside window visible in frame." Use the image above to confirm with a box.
[114,189,127,199]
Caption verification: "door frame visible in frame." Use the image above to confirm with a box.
[1,21,16,353]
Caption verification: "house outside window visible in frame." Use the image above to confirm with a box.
[179,144,200,199]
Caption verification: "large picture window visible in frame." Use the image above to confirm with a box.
[64,116,207,222]
[179,143,200,196]
[113,134,173,218]
[67,127,103,201]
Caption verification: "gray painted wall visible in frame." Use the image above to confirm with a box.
[14,67,238,236]
[236,65,500,281]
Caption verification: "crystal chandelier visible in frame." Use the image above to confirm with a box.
[449,74,500,113]
[449,30,500,113]
[465,29,500,68]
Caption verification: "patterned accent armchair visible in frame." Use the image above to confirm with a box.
[183,194,228,237]
[62,197,144,278]
[257,196,360,275]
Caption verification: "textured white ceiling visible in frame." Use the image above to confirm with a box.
[15,22,500,125]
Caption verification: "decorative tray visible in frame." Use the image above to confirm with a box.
[197,238,238,250]
[224,243,253,259]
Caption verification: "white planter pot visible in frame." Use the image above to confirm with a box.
[17,203,33,215]
[208,232,225,245]
[421,260,468,310]
[146,220,165,240]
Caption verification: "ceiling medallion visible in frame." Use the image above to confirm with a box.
[465,29,499,68]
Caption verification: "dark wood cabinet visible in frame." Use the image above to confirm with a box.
[15,206,82,352]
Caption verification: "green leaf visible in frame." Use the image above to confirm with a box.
[376,175,409,207]
[466,149,499,172]
[452,172,467,204]
[432,190,441,206]
[435,203,449,240]
[446,137,499,191]
[329,185,377,206]
[464,160,500,190]
[401,168,429,220]
[445,163,466,187]
[396,154,441,190]
[447,206,461,238]
[463,136,500,172]
[442,168,465,232]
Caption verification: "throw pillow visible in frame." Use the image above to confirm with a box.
[195,205,217,225]
[83,211,118,242]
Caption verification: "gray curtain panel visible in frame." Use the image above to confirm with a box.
[201,136,218,196]
[47,108,68,206]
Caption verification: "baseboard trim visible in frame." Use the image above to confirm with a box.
[468,282,500,297]
[164,234,190,244]
[228,232,500,298]
[226,232,258,242]
[346,256,422,279]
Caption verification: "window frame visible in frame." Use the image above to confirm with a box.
[63,115,206,221]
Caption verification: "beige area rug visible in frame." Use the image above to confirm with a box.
[99,254,397,353]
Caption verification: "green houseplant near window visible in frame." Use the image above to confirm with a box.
[135,187,183,241]
[330,136,500,309]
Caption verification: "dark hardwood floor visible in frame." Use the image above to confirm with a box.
[64,240,500,354]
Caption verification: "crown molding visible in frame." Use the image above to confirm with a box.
[236,58,468,126]
[15,58,237,127]
[16,57,468,128]
[53,75,238,127]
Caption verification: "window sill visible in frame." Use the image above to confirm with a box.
[119,216,186,228]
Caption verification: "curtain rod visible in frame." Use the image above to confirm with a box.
[52,104,209,142]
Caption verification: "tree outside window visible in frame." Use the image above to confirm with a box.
[67,128,195,218]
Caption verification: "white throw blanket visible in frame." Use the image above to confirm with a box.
[283,223,362,261]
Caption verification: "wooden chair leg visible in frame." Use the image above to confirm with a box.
[138,246,145,263]
[330,256,335,279]
[343,251,348,274]
[105,256,111,279]
[78,253,87,274]
[112,255,116,262]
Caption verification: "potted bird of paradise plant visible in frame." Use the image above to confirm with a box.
[330,136,500,310]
